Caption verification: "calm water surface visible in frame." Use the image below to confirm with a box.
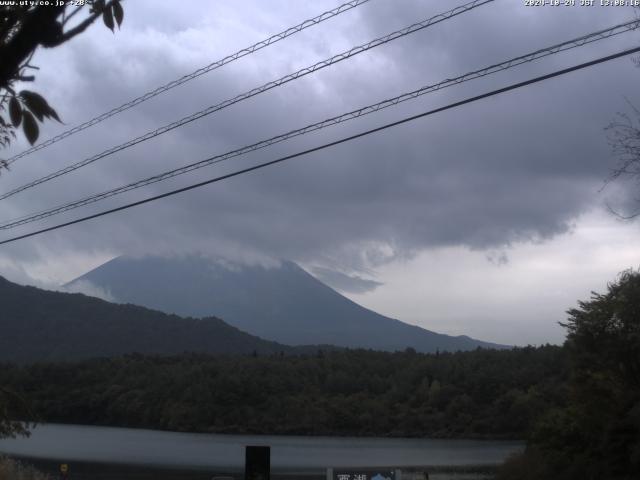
[0,424,523,472]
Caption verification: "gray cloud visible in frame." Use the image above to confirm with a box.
[310,266,383,294]
[486,251,509,266]
[0,0,637,277]
[62,279,118,303]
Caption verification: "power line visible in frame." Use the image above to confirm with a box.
[0,0,493,201]
[2,19,638,230]
[1,45,638,247]
[3,0,373,165]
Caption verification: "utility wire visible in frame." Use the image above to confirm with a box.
[3,0,373,165]
[1,45,638,247]
[0,0,493,201]
[1,19,637,230]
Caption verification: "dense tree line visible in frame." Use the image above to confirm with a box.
[0,346,566,439]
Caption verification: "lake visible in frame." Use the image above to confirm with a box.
[0,424,523,475]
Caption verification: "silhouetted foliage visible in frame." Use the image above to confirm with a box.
[498,270,640,480]
[0,0,123,152]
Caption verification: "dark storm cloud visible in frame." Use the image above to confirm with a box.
[0,0,637,274]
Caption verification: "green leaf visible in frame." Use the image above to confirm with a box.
[103,6,114,32]
[113,1,123,28]
[22,111,39,145]
[9,97,22,127]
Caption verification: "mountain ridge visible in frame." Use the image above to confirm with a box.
[0,275,301,363]
[67,255,507,352]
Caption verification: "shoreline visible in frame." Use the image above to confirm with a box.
[19,420,525,442]
[7,456,501,480]
[0,424,521,479]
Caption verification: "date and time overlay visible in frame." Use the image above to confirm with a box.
[2,0,640,7]
[526,0,640,6]
[0,0,638,8]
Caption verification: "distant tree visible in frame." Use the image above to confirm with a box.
[557,269,640,477]
[0,0,124,160]
[501,270,640,479]
[563,269,640,397]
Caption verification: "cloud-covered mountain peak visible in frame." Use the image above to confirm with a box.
[67,254,507,352]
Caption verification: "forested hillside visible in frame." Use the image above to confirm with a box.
[0,276,293,362]
[0,346,566,438]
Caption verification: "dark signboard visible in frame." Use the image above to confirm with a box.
[332,470,396,480]
[245,445,270,480]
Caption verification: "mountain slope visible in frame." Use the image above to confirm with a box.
[0,276,293,363]
[67,256,506,352]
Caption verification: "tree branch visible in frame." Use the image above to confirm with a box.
[0,5,64,88]
[56,0,117,45]
[62,4,84,27]
[604,201,640,220]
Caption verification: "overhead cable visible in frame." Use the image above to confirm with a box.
[1,19,637,229]
[0,0,494,200]
[1,45,638,246]
[3,0,374,165]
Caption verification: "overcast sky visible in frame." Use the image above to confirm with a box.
[1,0,640,345]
